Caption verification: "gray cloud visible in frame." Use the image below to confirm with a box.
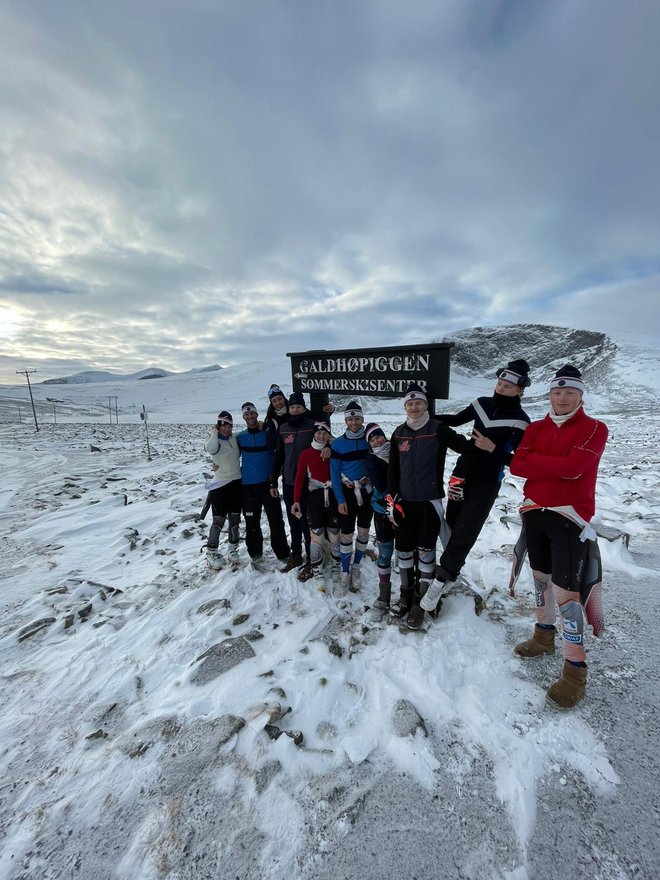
[1,0,659,383]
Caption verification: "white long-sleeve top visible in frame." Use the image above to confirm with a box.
[204,429,241,488]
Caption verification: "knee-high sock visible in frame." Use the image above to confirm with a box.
[340,533,353,573]
[353,526,370,566]
[554,584,586,663]
[310,528,324,567]
[398,549,415,591]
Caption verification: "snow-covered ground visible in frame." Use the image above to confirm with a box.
[1,339,659,879]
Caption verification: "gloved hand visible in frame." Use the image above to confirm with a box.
[447,475,465,502]
[386,493,405,526]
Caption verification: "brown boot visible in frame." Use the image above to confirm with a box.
[547,661,587,708]
[514,624,556,658]
[280,553,303,573]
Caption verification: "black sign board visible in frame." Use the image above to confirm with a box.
[287,342,453,418]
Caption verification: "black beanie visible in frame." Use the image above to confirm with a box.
[288,392,306,407]
[365,422,386,443]
[550,364,584,392]
[496,359,531,388]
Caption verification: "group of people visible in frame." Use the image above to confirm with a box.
[203,360,608,709]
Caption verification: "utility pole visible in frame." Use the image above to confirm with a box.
[108,395,119,424]
[16,370,39,432]
[140,405,152,460]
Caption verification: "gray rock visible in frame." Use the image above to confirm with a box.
[191,638,256,685]
[197,598,230,615]
[244,629,264,642]
[232,613,250,626]
[17,618,56,642]
[215,713,246,745]
[391,698,429,738]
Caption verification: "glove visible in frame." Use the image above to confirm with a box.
[447,476,465,502]
[386,493,405,527]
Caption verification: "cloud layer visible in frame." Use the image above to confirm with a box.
[1,0,659,382]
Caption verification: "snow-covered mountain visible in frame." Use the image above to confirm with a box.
[40,364,223,385]
[2,325,657,426]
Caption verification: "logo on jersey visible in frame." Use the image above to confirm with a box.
[399,440,411,452]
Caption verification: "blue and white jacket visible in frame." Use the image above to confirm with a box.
[330,433,370,506]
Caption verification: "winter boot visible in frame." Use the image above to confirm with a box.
[514,625,556,658]
[349,564,362,592]
[420,578,445,613]
[280,553,303,573]
[406,603,425,630]
[312,568,326,593]
[373,580,391,611]
[228,544,240,566]
[297,563,314,582]
[206,549,224,570]
[547,661,587,708]
[389,588,414,618]
[335,570,351,598]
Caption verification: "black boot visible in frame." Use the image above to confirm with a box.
[407,580,430,630]
[389,588,413,618]
[373,580,391,610]
[406,603,425,630]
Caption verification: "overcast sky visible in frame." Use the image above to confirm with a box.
[1,0,659,383]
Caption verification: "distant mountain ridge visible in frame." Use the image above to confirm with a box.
[41,364,223,385]
[440,325,617,386]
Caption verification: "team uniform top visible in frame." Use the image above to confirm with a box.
[388,419,470,502]
[437,396,530,483]
[293,447,332,504]
[271,417,317,487]
[330,434,370,506]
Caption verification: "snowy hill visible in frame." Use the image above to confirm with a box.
[40,364,223,385]
[0,324,659,878]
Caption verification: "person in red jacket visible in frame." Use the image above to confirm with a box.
[291,423,340,593]
[509,364,608,708]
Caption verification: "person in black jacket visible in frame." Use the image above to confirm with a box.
[270,392,317,575]
[388,383,471,629]
[420,359,531,616]
[365,423,395,609]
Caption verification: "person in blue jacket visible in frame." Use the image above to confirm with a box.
[236,401,290,567]
[330,401,373,596]
[420,359,531,616]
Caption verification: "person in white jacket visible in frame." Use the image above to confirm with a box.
[204,410,242,568]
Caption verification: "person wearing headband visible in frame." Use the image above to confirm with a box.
[203,410,242,569]
[291,423,340,592]
[420,358,531,617]
[388,383,471,629]
[330,401,373,596]
[510,364,608,708]
[236,402,290,568]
